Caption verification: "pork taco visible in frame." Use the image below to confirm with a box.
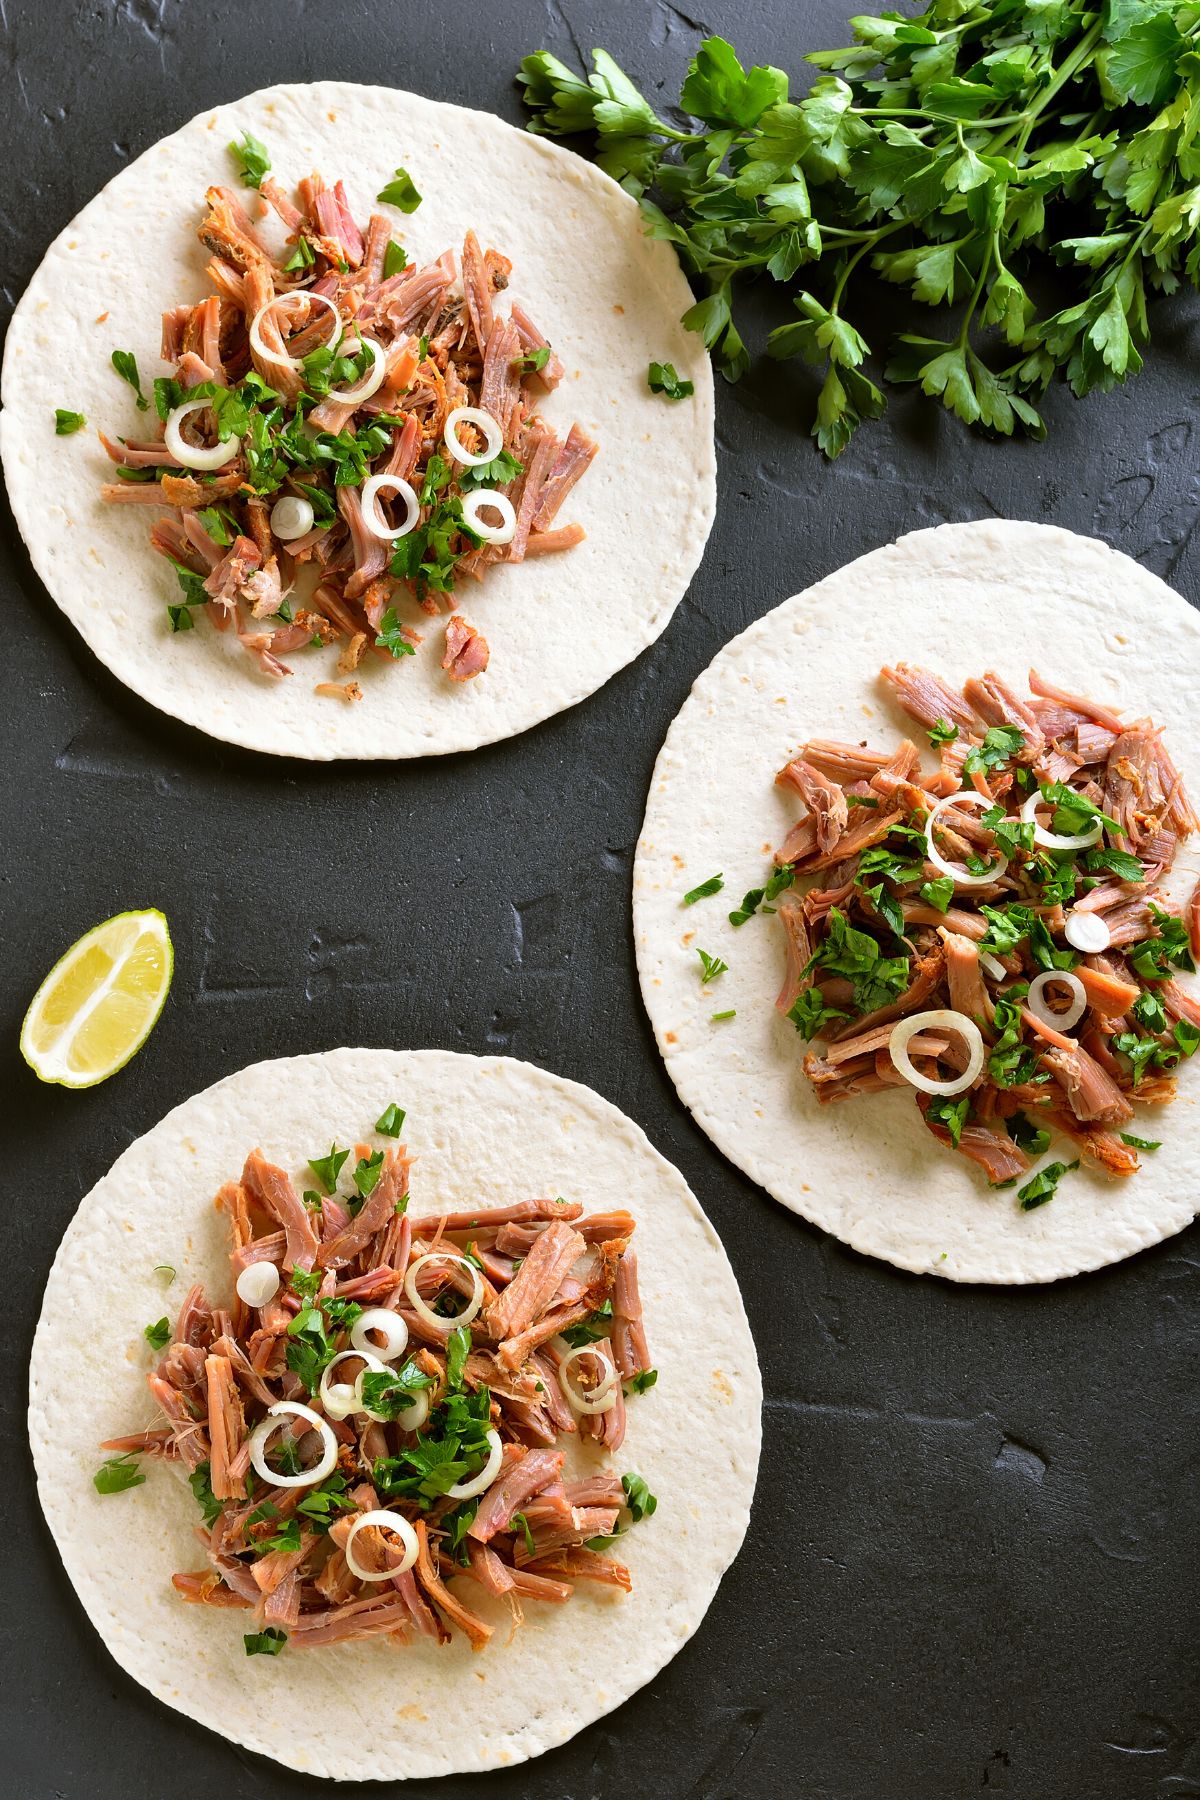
[28,1049,759,1780]
[1,83,714,758]
[634,521,1200,1283]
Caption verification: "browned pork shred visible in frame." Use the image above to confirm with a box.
[100,169,597,691]
[769,666,1200,1185]
[100,1140,652,1652]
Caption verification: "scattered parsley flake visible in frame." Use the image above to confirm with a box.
[648,359,694,399]
[683,873,723,905]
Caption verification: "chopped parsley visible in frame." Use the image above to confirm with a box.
[375,607,417,659]
[1084,846,1146,883]
[560,1299,614,1348]
[514,345,552,374]
[711,1008,736,1021]
[927,719,958,747]
[1127,907,1196,983]
[728,866,793,926]
[283,235,315,272]
[926,1094,969,1147]
[188,1461,222,1527]
[683,873,724,905]
[375,1102,406,1137]
[786,988,848,1041]
[308,1143,350,1195]
[229,131,271,188]
[696,948,728,983]
[357,1360,433,1419]
[513,1511,537,1556]
[1017,1159,1079,1211]
[962,725,1024,777]
[383,239,409,277]
[54,408,86,435]
[647,359,694,399]
[626,1368,658,1394]
[917,875,955,913]
[143,1316,171,1351]
[1119,1133,1161,1151]
[352,1149,385,1201]
[1006,1112,1051,1158]
[153,1264,176,1282]
[802,907,908,1016]
[244,1628,287,1657]
[621,1471,657,1521]
[93,1453,145,1495]
[377,167,423,212]
[110,349,148,410]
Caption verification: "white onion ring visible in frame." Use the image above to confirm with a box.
[344,1509,419,1581]
[444,405,502,466]
[328,337,387,404]
[557,1344,619,1416]
[1065,910,1112,954]
[1027,970,1087,1034]
[1021,790,1104,851]
[247,1401,337,1489]
[248,290,343,372]
[403,1252,484,1332]
[461,488,516,545]
[978,949,1008,982]
[164,400,241,470]
[269,495,314,541]
[361,474,419,542]
[318,1348,388,1422]
[350,1308,409,1364]
[889,1008,986,1097]
[445,1428,504,1500]
[925,792,1010,887]
[235,1261,280,1308]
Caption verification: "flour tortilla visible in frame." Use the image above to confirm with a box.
[1,83,714,759]
[634,520,1200,1284]
[28,1049,759,1780]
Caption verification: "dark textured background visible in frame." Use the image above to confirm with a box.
[3,2,1199,1796]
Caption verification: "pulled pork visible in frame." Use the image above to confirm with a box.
[97,1127,653,1654]
[100,161,597,693]
[764,666,1198,1195]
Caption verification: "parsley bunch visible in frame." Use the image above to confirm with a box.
[520,10,1200,455]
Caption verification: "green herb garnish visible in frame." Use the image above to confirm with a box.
[54,408,86,435]
[229,131,270,187]
[375,1102,406,1137]
[927,719,958,747]
[377,167,423,212]
[375,606,417,659]
[683,873,724,905]
[309,1144,350,1195]
[143,1316,171,1351]
[93,1453,145,1495]
[1120,1132,1161,1151]
[383,240,409,277]
[962,726,1025,778]
[188,1461,222,1527]
[515,345,552,374]
[111,349,148,410]
[244,1627,287,1656]
[648,359,694,399]
[696,948,728,983]
[1017,1159,1079,1211]
[926,1094,969,1148]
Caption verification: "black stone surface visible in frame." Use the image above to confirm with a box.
[3,2,1199,1796]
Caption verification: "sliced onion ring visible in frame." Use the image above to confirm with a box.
[445,1427,504,1500]
[444,405,502,466]
[356,1379,430,1434]
[328,337,386,404]
[889,1008,985,1098]
[978,949,1008,982]
[1027,970,1087,1033]
[164,400,240,470]
[350,1308,409,1364]
[461,488,516,545]
[557,1343,619,1416]
[248,290,343,372]
[403,1252,484,1333]
[361,473,419,542]
[319,1348,388,1422]
[1065,910,1112,954]
[235,1261,280,1308]
[247,1401,337,1489]
[344,1509,419,1581]
[1021,789,1103,851]
[925,791,1009,888]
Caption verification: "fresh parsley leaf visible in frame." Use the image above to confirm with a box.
[622,1472,658,1522]
[309,1144,350,1195]
[54,408,86,435]
[560,1299,614,1348]
[352,1149,385,1200]
[696,948,728,983]
[918,876,955,913]
[927,719,958,746]
[244,1627,287,1656]
[648,359,695,399]
[1119,1132,1161,1151]
[927,1094,970,1147]
[786,987,849,1040]
[377,167,422,212]
[229,131,270,188]
[1127,907,1196,983]
[626,1367,658,1394]
[514,345,552,374]
[259,1518,302,1556]
[1017,1159,1079,1211]
[358,1362,434,1419]
[93,1453,145,1495]
[805,907,909,1015]
[283,235,315,271]
[383,239,409,277]
[188,1461,222,1527]
[111,349,148,410]
[143,1316,171,1351]
[1132,988,1167,1034]
[1006,1112,1051,1158]
[1084,846,1145,883]
[445,1325,471,1391]
[373,606,416,659]
[375,1102,406,1137]
[683,873,724,905]
[962,726,1024,777]
[167,603,196,633]
[711,1008,737,1021]
[513,1511,537,1556]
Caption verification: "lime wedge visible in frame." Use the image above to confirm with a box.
[20,909,173,1087]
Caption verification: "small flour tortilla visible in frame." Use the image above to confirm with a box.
[1,83,714,759]
[28,1049,759,1781]
[634,520,1200,1284]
